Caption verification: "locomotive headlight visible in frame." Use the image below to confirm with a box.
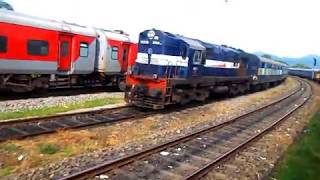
[147,30,156,39]
[153,74,158,80]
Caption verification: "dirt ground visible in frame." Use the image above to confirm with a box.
[0,78,299,179]
[204,80,320,180]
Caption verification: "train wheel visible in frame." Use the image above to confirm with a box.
[238,84,248,94]
[229,86,239,97]
[179,93,192,105]
[33,77,49,93]
[251,84,261,92]
[194,90,209,101]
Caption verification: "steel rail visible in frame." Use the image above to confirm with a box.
[184,79,312,179]
[58,79,307,180]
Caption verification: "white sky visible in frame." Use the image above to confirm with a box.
[5,0,320,57]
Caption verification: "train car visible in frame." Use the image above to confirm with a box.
[125,29,288,109]
[0,10,137,92]
[288,68,320,82]
[254,56,288,89]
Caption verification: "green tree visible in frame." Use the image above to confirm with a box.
[291,63,310,69]
[0,1,13,11]
[261,54,272,59]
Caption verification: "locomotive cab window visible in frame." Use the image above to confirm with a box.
[201,51,206,64]
[193,50,202,64]
[111,46,118,60]
[180,46,188,60]
[0,36,7,53]
[80,42,89,57]
[27,40,49,56]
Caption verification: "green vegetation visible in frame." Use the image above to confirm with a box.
[261,54,288,65]
[61,146,75,157]
[0,97,122,120]
[0,166,13,176]
[275,111,320,180]
[262,54,272,59]
[291,63,311,69]
[38,143,60,155]
[0,144,19,153]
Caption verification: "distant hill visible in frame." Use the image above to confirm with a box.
[254,51,320,69]
[0,1,13,11]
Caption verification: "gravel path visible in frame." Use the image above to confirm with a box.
[204,81,320,180]
[2,78,301,179]
[0,92,124,113]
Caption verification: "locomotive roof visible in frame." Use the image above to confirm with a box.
[201,42,243,54]
[143,29,205,50]
[0,9,96,37]
[176,36,205,50]
[258,56,288,67]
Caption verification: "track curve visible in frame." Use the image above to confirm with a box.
[57,78,311,180]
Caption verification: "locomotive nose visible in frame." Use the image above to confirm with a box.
[132,84,162,98]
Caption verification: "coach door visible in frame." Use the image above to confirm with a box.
[106,40,121,73]
[239,58,247,76]
[58,35,72,71]
[121,44,130,72]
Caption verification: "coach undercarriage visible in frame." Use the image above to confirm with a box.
[0,73,124,93]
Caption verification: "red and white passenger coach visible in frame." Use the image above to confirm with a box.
[0,10,137,92]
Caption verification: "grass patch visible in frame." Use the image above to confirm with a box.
[61,146,75,157]
[38,143,60,155]
[275,111,320,180]
[0,97,123,120]
[0,166,13,176]
[0,144,19,153]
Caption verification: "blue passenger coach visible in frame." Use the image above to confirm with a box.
[289,68,320,82]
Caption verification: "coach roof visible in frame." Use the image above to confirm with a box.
[0,9,96,37]
[289,68,320,72]
[259,56,288,67]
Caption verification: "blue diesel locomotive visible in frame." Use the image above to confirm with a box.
[125,29,288,109]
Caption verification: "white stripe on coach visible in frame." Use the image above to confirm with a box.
[136,53,189,67]
[204,59,240,69]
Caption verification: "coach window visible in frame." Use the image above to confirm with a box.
[0,36,7,53]
[122,48,127,61]
[27,40,49,56]
[201,51,206,64]
[80,42,89,57]
[111,46,118,60]
[61,42,69,57]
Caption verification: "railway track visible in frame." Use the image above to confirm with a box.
[0,80,298,142]
[57,79,311,180]
[0,105,154,141]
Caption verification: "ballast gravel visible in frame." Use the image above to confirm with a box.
[0,92,123,113]
[2,78,304,179]
[204,81,320,180]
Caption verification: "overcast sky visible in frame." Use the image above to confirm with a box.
[5,0,320,57]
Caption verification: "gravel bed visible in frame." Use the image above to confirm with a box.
[4,78,299,179]
[0,92,123,113]
[204,81,320,180]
